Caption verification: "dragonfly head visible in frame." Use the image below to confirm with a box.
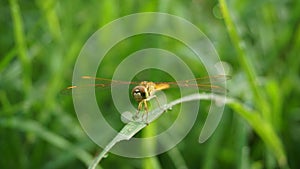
[132,86,148,102]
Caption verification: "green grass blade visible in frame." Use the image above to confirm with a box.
[88,93,227,169]
[36,0,62,41]
[167,147,188,169]
[9,0,32,95]
[219,0,270,119]
[226,99,288,168]
[0,117,95,168]
[88,121,146,169]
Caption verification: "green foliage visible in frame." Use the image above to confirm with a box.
[1,0,299,169]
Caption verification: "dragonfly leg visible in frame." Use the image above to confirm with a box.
[154,96,163,110]
[144,100,149,125]
[145,95,159,108]
[148,95,166,112]
[133,101,143,120]
[142,100,149,125]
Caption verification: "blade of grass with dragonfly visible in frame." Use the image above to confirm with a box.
[88,93,228,169]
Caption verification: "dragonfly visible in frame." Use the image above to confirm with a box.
[64,75,229,123]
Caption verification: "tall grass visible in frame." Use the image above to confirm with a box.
[1,0,299,168]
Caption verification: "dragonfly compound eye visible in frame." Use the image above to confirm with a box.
[132,86,147,102]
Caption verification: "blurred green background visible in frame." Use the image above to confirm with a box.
[1,0,300,169]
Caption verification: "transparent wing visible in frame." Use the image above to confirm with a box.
[80,76,140,86]
[154,75,230,93]
[61,76,140,95]
[61,75,230,95]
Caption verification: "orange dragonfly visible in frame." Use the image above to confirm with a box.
[64,75,229,123]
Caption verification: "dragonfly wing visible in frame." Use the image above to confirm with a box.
[155,75,230,93]
[82,76,140,86]
[177,75,230,84]
[61,76,141,95]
